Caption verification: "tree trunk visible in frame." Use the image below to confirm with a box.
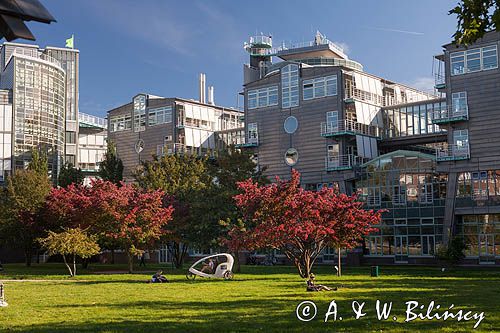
[168,242,188,269]
[337,247,342,277]
[111,249,115,264]
[73,254,77,276]
[127,251,134,273]
[24,247,32,267]
[233,251,241,273]
[62,254,73,277]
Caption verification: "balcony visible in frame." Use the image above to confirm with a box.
[434,73,446,90]
[325,154,364,171]
[158,143,216,157]
[235,136,259,148]
[436,144,470,161]
[432,105,468,124]
[321,119,381,138]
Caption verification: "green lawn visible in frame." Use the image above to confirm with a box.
[0,264,499,332]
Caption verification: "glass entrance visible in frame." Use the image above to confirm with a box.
[479,234,495,263]
[395,236,409,262]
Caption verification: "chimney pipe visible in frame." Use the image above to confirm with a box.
[199,73,206,104]
[208,86,214,105]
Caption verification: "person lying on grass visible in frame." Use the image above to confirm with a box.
[150,270,169,283]
[306,273,336,292]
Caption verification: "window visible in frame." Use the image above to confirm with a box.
[453,129,469,148]
[285,148,298,166]
[148,106,172,126]
[482,45,498,69]
[133,95,146,132]
[247,86,278,109]
[303,75,337,100]
[283,116,298,134]
[472,171,488,198]
[109,115,132,132]
[419,183,433,204]
[367,187,381,206]
[450,45,498,76]
[394,219,407,225]
[248,123,258,144]
[421,235,435,256]
[281,64,299,108]
[421,218,434,225]
[368,236,383,255]
[325,111,338,132]
[392,185,406,205]
[451,92,467,114]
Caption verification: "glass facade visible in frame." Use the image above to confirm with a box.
[456,215,500,260]
[12,57,65,175]
[383,101,445,138]
[357,152,447,259]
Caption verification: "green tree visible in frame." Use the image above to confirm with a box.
[450,0,500,44]
[27,148,48,176]
[1,169,52,266]
[199,147,268,272]
[58,163,84,187]
[38,228,100,276]
[135,152,211,268]
[98,141,123,184]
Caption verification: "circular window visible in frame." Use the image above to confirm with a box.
[284,148,298,166]
[135,139,145,154]
[284,116,298,134]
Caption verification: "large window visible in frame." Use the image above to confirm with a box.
[247,86,278,109]
[451,45,498,75]
[148,106,172,126]
[110,115,132,132]
[281,64,299,108]
[303,75,337,100]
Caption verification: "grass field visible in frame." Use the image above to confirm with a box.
[0,263,499,332]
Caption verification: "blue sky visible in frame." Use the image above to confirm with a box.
[24,0,459,117]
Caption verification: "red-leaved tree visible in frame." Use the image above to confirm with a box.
[44,180,173,272]
[230,169,382,278]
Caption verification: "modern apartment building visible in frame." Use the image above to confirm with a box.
[240,31,500,265]
[107,75,243,181]
[0,42,107,183]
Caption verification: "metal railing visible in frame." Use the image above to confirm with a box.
[158,143,216,157]
[432,105,468,123]
[325,154,365,170]
[345,87,385,105]
[321,119,381,138]
[79,112,107,129]
[435,73,446,87]
[436,144,470,161]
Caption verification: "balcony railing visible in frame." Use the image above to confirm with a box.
[235,136,259,148]
[435,73,446,89]
[325,154,365,171]
[345,87,385,105]
[321,119,381,138]
[158,143,217,157]
[436,144,470,161]
[432,105,468,124]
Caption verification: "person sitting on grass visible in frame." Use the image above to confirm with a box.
[151,270,168,283]
[306,273,336,292]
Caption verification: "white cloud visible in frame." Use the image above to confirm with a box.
[407,77,435,92]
